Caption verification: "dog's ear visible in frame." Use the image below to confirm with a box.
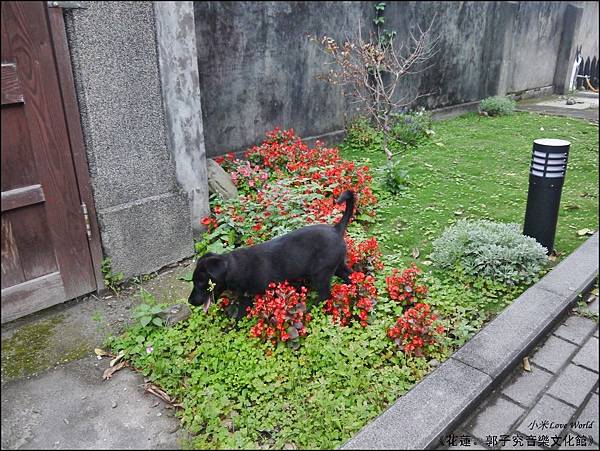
[204,256,228,283]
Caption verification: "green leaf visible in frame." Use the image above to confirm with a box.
[207,241,225,254]
[140,316,152,327]
[152,317,163,327]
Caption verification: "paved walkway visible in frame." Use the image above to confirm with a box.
[1,260,194,449]
[443,290,599,450]
[516,91,599,124]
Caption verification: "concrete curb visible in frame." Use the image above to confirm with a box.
[342,233,599,450]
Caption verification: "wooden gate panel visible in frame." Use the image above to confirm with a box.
[1,103,39,191]
[1,215,24,289]
[1,1,98,322]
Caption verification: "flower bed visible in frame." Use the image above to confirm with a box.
[110,112,598,449]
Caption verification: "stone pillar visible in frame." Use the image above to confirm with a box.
[64,1,195,277]
[553,4,584,95]
[154,1,210,237]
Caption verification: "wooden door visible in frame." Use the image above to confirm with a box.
[1,1,98,323]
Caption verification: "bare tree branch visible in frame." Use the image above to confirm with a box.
[310,15,438,161]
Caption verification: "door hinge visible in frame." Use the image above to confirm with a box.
[81,202,92,240]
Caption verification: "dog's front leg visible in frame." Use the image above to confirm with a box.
[234,295,254,320]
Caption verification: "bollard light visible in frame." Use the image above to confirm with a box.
[523,138,570,255]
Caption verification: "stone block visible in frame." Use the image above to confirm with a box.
[66,1,183,211]
[465,397,525,442]
[98,193,194,278]
[453,287,569,378]
[516,395,575,437]
[501,367,553,407]
[553,316,597,345]
[572,337,599,373]
[547,364,598,407]
[574,394,599,444]
[536,233,598,299]
[206,159,238,200]
[530,336,577,373]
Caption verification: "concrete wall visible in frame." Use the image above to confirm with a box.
[60,0,598,278]
[65,1,197,277]
[193,1,369,157]
[194,1,600,156]
[508,2,566,93]
[573,1,599,58]
[154,1,210,238]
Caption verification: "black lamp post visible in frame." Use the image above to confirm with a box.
[523,138,570,255]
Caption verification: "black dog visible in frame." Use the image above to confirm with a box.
[188,190,355,316]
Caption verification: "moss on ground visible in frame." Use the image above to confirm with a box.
[1,315,88,381]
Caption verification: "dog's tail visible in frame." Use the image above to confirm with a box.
[334,190,355,234]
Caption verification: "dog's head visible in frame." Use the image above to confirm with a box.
[188,253,228,311]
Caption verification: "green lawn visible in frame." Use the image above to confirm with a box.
[340,112,599,267]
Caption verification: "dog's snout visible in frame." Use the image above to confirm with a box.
[187,288,206,306]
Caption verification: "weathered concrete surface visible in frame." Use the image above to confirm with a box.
[1,357,182,450]
[573,0,600,57]
[553,3,583,95]
[1,260,196,449]
[155,1,210,237]
[64,1,194,277]
[194,1,368,156]
[517,92,599,123]
[206,159,239,200]
[1,260,194,384]
[98,193,193,278]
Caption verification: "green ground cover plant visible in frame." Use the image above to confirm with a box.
[110,112,598,449]
[479,96,516,116]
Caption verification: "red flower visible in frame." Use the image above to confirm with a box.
[386,264,428,306]
[200,216,218,231]
[247,281,311,347]
[387,303,444,357]
[345,236,384,274]
[323,272,377,327]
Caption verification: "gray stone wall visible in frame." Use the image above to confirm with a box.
[65,1,195,277]
[193,1,369,157]
[508,2,566,93]
[194,1,600,156]
[573,1,599,58]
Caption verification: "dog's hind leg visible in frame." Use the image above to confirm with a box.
[311,268,336,302]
